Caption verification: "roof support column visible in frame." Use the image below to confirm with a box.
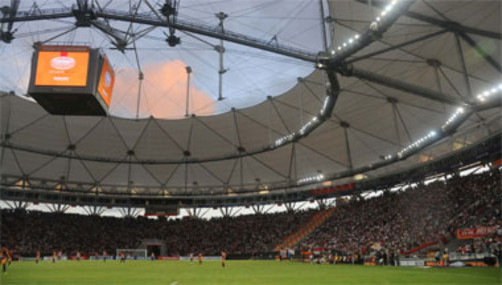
[341,122,353,170]
[219,206,236,218]
[216,12,228,101]
[458,32,501,73]
[344,66,465,105]
[119,207,140,218]
[389,98,402,148]
[284,202,297,213]
[185,66,192,117]
[134,40,144,119]
[454,32,472,99]
[252,204,264,214]
[319,0,328,51]
[287,143,297,183]
[316,199,327,210]
[47,203,69,213]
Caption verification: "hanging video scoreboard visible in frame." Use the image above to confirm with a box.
[28,45,115,116]
[96,55,115,107]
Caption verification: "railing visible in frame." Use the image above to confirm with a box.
[276,208,336,250]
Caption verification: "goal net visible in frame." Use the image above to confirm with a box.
[116,249,147,260]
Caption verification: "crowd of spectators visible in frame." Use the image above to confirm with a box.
[0,207,313,256]
[1,169,500,259]
[301,170,501,257]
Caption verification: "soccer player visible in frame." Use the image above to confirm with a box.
[434,250,440,266]
[103,250,107,262]
[57,250,62,261]
[189,252,194,264]
[52,250,56,263]
[442,249,449,267]
[1,251,7,273]
[76,251,81,261]
[5,248,12,266]
[151,252,155,261]
[221,251,227,268]
[120,252,125,263]
[35,250,41,264]
[198,253,203,265]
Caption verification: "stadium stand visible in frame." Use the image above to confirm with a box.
[1,207,313,257]
[300,170,501,258]
[276,208,336,251]
[1,170,500,262]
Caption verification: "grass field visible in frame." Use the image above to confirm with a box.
[0,260,500,284]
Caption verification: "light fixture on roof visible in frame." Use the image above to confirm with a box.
[331,0,404,58]
[258,190,268,195]
[297,173,325,185]
[395,81,499,160]
[397,129,440,158]
[322,181,332,186]
[370,21,379,31]
[442,106,469,131]
[476,82,502,102]
[353,174,367,181]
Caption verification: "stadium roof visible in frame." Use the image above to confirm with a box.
[0,0,501,201]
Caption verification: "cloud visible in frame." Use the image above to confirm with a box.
[110,60,215,119]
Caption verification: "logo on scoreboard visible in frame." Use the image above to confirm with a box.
[50,56,76,70]
[104,71,112,88]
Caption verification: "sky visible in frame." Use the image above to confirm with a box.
[0,0,327,119]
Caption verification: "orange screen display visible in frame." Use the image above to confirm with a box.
[97,56,115,106]
[34,50,90,87]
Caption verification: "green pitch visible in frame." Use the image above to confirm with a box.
[1,260,500,284]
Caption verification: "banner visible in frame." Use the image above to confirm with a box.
[158,256,180,261]
[401,241,438,256]
[313,248,323,254]
[309,183,355,196]
[457,225,497,240]
[179,256,221,261]
[493,158,502,168]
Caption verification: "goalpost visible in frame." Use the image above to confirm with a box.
[116,249,147,260]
